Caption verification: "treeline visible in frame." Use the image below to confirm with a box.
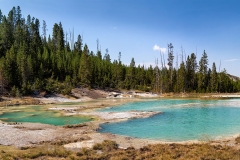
[155,46,240,93]
[0,6,239,96]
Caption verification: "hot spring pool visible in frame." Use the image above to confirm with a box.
[0,104,91,126]
[99,98,240,141]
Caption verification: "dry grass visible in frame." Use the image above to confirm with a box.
[1,141,240,160]
[235,136,240,144]
[0,145,70,159]
[63,123,88,129]
[0,97,40,107]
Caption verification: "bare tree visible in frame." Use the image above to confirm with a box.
[168,43,174,91]
[65,31,68,46]
[175,52,179,92]
[69,28,75,50]
[154,58,160,93]
[96,38,99,51]
[0,69,6,95]
[218,60,221,93]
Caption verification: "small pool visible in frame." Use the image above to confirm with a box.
[0,105,91,126]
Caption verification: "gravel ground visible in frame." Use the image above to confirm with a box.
[0,123,89,147]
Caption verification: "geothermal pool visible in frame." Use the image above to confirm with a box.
[1,98,240,141]
[0,104,91,126]
[99,98,240,141]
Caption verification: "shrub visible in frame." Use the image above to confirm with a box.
[10,86,21,97]
[93,140,118,152]
[32,78,44,92]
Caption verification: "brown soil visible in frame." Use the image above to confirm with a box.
[71,88,108,99]
[0,97,40,107]
[0,88,109,107]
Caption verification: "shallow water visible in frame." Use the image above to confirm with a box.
[99,98,240,141]
[0,105,91,126]
[0,98,127,126]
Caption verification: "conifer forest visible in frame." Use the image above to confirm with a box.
[0,6,240,96]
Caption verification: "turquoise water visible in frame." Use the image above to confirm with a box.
[0,99,126,126]
[0,105,91,126]
[99,98,240,141]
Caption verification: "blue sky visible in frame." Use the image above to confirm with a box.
[1,0,240,76]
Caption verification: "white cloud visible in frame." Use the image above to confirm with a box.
[224,59,240,62]
[153,44,167,53]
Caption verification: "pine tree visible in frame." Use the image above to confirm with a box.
[52,23,59,52]
[42,20,47,44]
[178,62,186,93]
[125,58,136,89]
[116,52,124,88]
[186,53,197,91]
[75,34,82,54]
[103,48,111,62]
[71,52,81,84]
[79,44,91,85]
[0,16,14,56]
[16,6,22,25]
[13,18,24,49]
[3,46,18,87]
[206,68,211,92]
[0,58,6,94]
[146,65,154,90]
[57,22,64,52]
[210,62,218,92]
[8,7,15,33]
[17,43,27,87]
[198,50,208,92]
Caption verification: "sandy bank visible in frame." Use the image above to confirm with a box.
[211,94,240,98]
[36,97,86,104]
[0,123,59,147]
[49,105,161,122]
[0,122,95,148]
[64,132,163,150]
